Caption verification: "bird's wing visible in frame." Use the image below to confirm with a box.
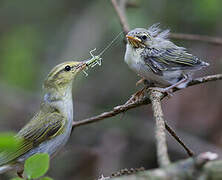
[0,111,66,166]
[141,47,206,75]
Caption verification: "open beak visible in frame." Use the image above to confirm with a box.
[126,35,144,48]
[76,62,87,71]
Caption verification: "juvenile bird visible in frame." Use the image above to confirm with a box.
[0,60,94,177]
[124,23,209,97]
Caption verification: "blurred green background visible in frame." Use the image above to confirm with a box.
[0,0,222,179]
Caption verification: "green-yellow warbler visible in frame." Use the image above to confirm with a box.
[0,58,99,177]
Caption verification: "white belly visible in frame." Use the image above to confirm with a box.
[124,45,173,87]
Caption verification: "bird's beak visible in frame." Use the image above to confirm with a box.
[76,62,87,71]
[76,58,96,70]
[126,35,144,48]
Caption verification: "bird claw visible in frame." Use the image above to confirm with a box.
[148,87,173,97]
[136,78,146,86]
[125,87,147,104]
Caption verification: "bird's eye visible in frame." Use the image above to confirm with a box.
[141,35,147,40]
[65,65,71,71]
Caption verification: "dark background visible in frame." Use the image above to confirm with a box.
[0,0,222,179]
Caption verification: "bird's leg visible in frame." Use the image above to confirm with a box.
[148,75,189,96]
[125,80,154,104]
[136,77,146,86]
[125,87,147,104]
[17,169,24,178]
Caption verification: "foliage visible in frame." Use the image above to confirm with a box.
[0,134,52,179]
[39,177,53,180]
[11,178,23,180]
[0,0,222,179]
[10,153,52,180]
[24,153,50,180]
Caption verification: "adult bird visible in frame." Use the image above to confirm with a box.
[0,60,94,177]
[124,23,209,98]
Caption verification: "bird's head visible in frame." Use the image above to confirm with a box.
[126,28,152,49]
[126,24,170,49]
[43,61,87,92]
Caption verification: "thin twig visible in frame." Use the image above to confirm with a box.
[109,152,219,180]
[149,90,170,166]
[165,123,194,156]
[73,74,222,156]
[73,74,222,128]
[110,0,222,45]
[170,33,222,46]
[111,0,129,34]
[109,0,222,157]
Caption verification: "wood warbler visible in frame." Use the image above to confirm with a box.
[124,23,209,95]
[0,59,97,176]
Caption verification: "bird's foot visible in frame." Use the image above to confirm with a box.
[136,78,146,86]
[148,87,173,97]
[125,87,147,104]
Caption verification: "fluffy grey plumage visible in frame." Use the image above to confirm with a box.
[125,23,209,89]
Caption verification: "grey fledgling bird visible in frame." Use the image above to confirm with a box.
[124,23,209,95]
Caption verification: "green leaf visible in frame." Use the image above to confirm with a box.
[40,177,53,180]
[0,133,21,151]
[11,178,23,180]
[24,153,50,179]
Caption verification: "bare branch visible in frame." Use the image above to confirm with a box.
[72,74,222,129]
[149,90,170,166]
[111,0,129,34]
[165,123,194,156]
[109,152,220,180]
[110,0,222,45]
[72,74,222,156]
[108,0,222,157]
[170,33,222,46]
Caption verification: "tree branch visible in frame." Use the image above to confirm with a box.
[72,74,222,129]
[165,123,194,156]
[94,1,222,179]
[73,74,222,157]
[111,0,129,35]
[109,152,220,180]
[110,0,222,45]
[149,90,170,167]
[170,33,222,46]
